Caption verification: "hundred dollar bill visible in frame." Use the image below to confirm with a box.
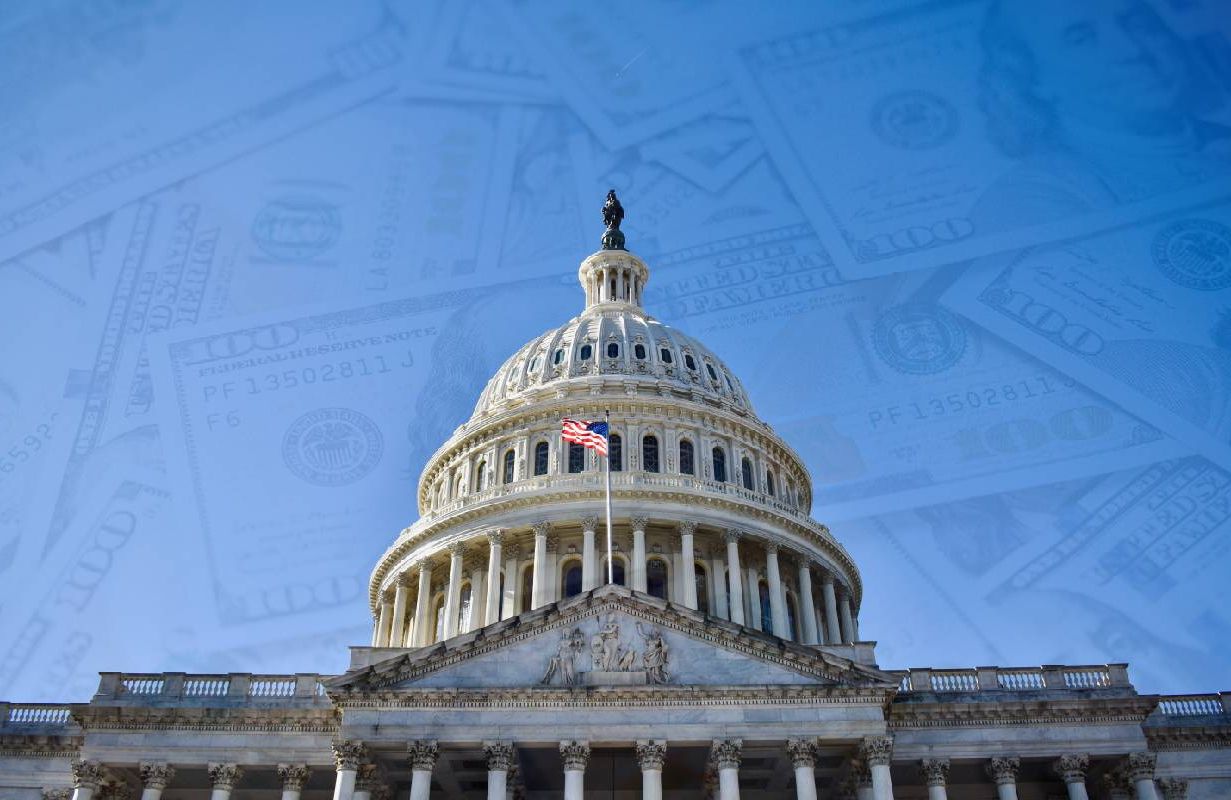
[848,455,1231,692]
[945,203,1231,472]
[639,106,764,193]
[731,0,1231,278]
[0,0,401,261]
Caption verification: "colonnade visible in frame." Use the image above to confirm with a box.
[372,519,859,649]
[67,742,1188,800]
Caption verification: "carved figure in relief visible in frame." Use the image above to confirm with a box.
[540,628,584,686]
[638,622,670,684]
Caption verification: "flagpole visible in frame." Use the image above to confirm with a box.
[604,408,614,585]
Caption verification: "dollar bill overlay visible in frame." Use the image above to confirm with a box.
[946,201,1231,471]
[732,0,1231,277]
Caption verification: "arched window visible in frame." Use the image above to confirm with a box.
[607,342,620,358]
[634,343,646,359]
[534,442,550,476]
[454,472,465,498]
[684,353,697,370]
[562,562,583,598]
[568,442,585,473]
[647,558,670,600]
[741,457,754,490]
[520,564,534,613]
[529,355,541,372]
[785,593,799,642]
[503,449,516,484]
[609,433,623,472]
[759,581,773,635]
[659,347,673,364]
[474,461,486,492]
[642,435,660,473]
[679,440,695,475]
[579,343,593,360]
[553,348,564,365]
[766,469,775,496]
[459,582,474,632]
[695,563,709,615]
[603,557,626,586]
[713,447,727,482]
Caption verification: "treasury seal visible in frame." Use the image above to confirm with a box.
[870,90,958,150]
[873,303,967,375]
[283,408,383,486]
[1151,218,1231,291]
[251,195,342,261]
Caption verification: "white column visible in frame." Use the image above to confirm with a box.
[821,575,841,644]
[375,599,392,646]
[560,741,590,800]
[745,565,762,630]
[581,516,599,591]
[920,759,949,800]
[839,592,856,644]
[531,521,550,608]
[797,562,819,644]
[443,542,465,639]
[860,737,893,800]
[679,521,698,609]
[712,739,742,800]
[209,764,244,800]
[710,548,728,620]
[987,757,1020,800]
[390,578,410,646]
[407,741,438,800]
[632,517,649,592]
[411,560,432,646]
[636,740,666,800]
[485,530,504,623]
[725,530,745,625]
[545,534,560,600]
[787,739,817,800]
[70,760,104,800]
[139,764,175,800]
[276,765,310,800]
[1125,753,1159,800]
[502,545,520,617]
[765,541,787,637]
[484,742,513,800]
[1055,754,1090,800]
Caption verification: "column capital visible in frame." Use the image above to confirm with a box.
[483,741,515,771]
[449,541,466,558]
[986,756,1020,786]
[1123,751,1157,781]
[276,765,311,791]
[71,760,106,790]
[505,543,522,560]
[786,738,816,768]
[852,758,872,788]
[138,764,175,790]
[207,764,243,791]
[1157,778,1188,799]
[417,559,432,575]
[486,529,506,546]
[546,534,560,553]
[355,764,381,792]
[630,515,650,531]
[371,788,391,800]
[407,740,439,771]
[859,735,893,767]
[1053,753,1089,784]
[581,516,600,532]
[723,528,743,544]
[710,738,742,770]
[919,758,949,788]
[678,520,697,537]
[396,572,414,588]
[635,740,667,770]
[764,537,781,555]
[559,740,591,771]
[531,520,552,537]
[1102,770,1132,798]
[332,740,367,771]
[822,572,836,585]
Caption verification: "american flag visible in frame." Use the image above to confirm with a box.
[561,418,609,456]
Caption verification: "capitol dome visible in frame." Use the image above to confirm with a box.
[368,214,863,656]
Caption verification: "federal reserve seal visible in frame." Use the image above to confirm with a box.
[870,90,958,150]
[872,303,967,374]
[283,408,383,486]
[1151,218,1231,291]
[251,195,342,261]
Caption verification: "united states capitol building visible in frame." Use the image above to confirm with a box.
[3,202,1228,799]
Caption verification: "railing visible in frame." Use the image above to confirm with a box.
[96,673,331,704]
[6,704,71,724]
[896,664,1131,693]
[1157,694,1226,716]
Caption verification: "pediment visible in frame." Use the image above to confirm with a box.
[326,586,896,695]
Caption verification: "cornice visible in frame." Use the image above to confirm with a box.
[1145,724,1231,751]
[890,696,1158,729]
[0,734,81,758]
[71,706,339,734]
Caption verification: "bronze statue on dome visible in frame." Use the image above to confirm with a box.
[601,189,626,250]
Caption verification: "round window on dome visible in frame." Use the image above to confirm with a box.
[634,343,646,359]
[579,344,592,360]
[607,342,619,359]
